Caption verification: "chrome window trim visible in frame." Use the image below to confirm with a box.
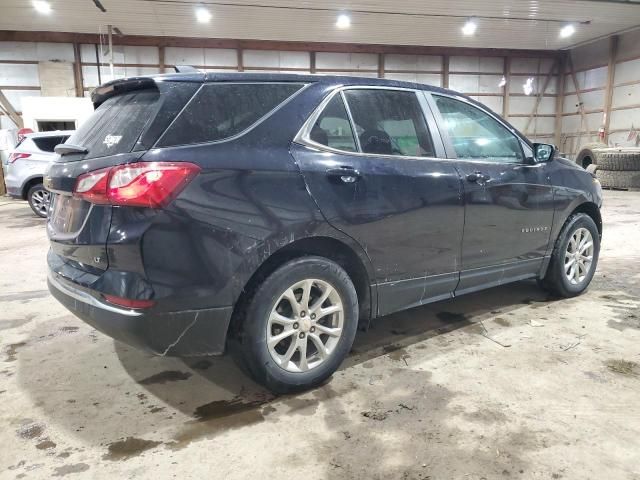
[294,85,443,161]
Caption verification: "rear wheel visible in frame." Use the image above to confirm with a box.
[540,213,600,297]
[236,256,358,394]
[27,183,50,218]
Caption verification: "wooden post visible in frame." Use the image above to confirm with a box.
[603,35,619,143]
[555,54,567,148]
[72,42,84,97]
[309,51,316,74]
[158,45,165,73]
[442,55,449,89]
[0,90,23,128]
[502,56,511,119]
[237,48,244,72]
[378,53,384,78]
[567,55,590,138]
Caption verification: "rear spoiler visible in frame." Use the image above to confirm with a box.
[91,77,158,108]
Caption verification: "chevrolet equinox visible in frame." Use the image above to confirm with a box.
[46,73,603,393]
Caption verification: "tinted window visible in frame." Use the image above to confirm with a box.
[159,83,304,147]
[343,89,434,157]
[32,135,69,152]
[434,95,524,163]
[68,90,161,159]
[309,94,357,152]
[64,83,197,161]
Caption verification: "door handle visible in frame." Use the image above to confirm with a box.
[466,171,490,183]
[326,166,361,183]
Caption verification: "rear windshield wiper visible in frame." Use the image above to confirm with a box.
[55,143,88,155]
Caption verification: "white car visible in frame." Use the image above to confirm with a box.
[5,130,73,217]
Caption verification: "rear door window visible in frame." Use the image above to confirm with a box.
[309,95,357,152]
[32,136,69,152]
[158,83,305,147]
[343,89,435,157]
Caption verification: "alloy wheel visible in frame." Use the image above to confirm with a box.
[267,278,344,373]
[564,227,594,285]
[31,189,50,216]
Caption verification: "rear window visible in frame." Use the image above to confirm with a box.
[33,135,69,152]
[64,82,198,160]
[157,83,304,147]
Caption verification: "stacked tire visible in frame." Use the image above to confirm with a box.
[595,151,640,190]
[575,142,608,168]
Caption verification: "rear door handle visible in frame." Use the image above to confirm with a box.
[326,166,361,183]
[466,171,490,183]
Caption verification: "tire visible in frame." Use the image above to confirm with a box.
[27,183,50,218]
[597,151,640,171]
[586,164,598,175]
[540,213,600,298]
[596,169,640,189]
[235,256,359,394]
[575,142,607,168]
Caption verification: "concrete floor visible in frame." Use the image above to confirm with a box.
[1,191,639,480]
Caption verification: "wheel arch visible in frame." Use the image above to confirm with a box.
[229,235,375,339]
[21,175,44,200]
[571,201,602,237]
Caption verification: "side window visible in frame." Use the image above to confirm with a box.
[159,83,304,147]
[434,95,524,163]
[309,94,357,152]
[343,89,435,157]
[33,136,68,152]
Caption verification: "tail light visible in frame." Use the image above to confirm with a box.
[74,162,200,208]
[8,153,31,163]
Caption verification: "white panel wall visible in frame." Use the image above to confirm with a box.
[560,29,640,154]
[385,54,441,72]
[0,40,562,140]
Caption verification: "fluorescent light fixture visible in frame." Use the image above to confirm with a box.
[196,7,212,23]
[498,76,507,88]
[462,17,477,36]
[560,24,576,38]
[523,77,534,96]
[336,14,351,29]
[33,0,51,14]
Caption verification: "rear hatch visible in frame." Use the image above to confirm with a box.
[46,76,200,283]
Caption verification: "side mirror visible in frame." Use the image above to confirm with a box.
[533,143,555,163]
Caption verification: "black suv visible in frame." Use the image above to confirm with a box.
[46,73,602,393]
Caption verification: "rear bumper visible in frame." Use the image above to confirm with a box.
[48,271,233,356]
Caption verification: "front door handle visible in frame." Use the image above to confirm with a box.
[326,166,361,183]
[466,171,490,183]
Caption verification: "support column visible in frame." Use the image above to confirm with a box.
[603,35,619,143]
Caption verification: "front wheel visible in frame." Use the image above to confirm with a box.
[27,183,50,218]
[236,256,358,394]
[540,213,600,297]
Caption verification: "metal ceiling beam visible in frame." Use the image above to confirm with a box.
[0,30,563,59]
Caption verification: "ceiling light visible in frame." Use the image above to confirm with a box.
[462,17,477,36]
[336,14,351,29]
[196,7,212,23]
[498,76,506,88]
[560,24,576,38]
[33,0,51,14]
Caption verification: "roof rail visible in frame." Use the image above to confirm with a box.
[174,65,201,73]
